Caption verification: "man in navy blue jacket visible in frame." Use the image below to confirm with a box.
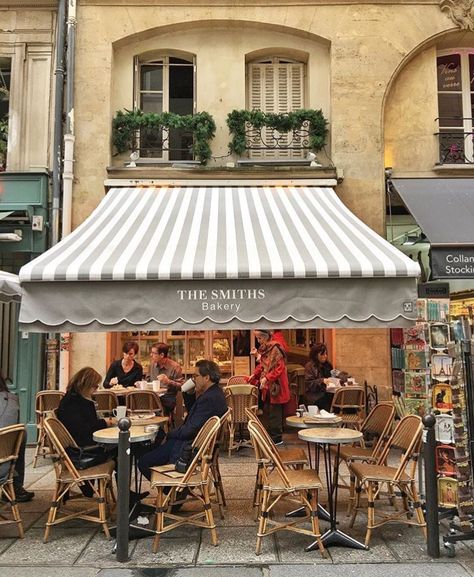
[138,359,227,480]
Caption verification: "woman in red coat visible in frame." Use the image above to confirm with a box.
[248,329,290,444]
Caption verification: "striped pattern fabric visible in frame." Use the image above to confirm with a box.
[20,186,420,283]
[0,270,22,302]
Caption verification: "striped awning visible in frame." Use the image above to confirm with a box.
[0,270,21,303]
[19,186,420,331]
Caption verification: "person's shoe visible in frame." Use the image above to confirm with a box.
[170,487,189,513]
[129,490,150,504]
[14,487,35,503]
[272,438,283,446]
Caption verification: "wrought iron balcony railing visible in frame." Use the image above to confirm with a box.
[435,118,474,165]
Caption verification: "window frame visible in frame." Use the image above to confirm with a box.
[133,53,196,162]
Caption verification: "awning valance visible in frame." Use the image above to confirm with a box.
[19,186,420,331]
[0,270,21,303]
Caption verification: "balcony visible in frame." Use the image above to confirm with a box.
[435,117,474,165]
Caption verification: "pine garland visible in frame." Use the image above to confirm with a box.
[227,109,328,156]
[112,109,216,164]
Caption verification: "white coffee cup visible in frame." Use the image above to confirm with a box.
[181,378,195,393]
[113,406,127,419]
[308,405,320,416]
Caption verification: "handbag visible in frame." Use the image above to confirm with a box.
[175,442,198,474]
[66,445,109,470]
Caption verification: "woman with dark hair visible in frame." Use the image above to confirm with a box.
[103,340,143,388]
[57,367,114,447]
[0,373,34,502]
[304,343,333,411]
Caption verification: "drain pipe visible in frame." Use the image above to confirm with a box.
[58,0,76,390]
[47,0,67,391]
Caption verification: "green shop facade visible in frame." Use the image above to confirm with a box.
[0,171,48,440]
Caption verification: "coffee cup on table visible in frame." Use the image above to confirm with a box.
[113,406,127,419]
[181,378,196,393]
[307,405,320,416]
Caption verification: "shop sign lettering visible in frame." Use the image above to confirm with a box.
[176,288,266,312]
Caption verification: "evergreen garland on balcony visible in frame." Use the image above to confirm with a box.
[112,109,216,164]
[227,109,328,156]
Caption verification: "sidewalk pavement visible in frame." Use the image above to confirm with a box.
[0,439,473,577]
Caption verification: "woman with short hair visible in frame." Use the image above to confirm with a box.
[103,340,143,388]
[304,343,333,411]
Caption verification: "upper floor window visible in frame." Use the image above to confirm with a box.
[436,50,474,164]
[0,57,11,170]
[247,56,305,159]
[135,55,195,161]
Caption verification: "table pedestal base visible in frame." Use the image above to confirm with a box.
[286,503,331,523]
[110,501,156,550]
[306,528,368,551]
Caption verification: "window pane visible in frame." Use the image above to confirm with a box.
[437,54,462,92]
[169,57,193,65]
[169,128,193,161]
[439,129,466,164]
[169,65,194,114]
[140,65,162,91]
[438,93,463,126]
[140,93,163,114]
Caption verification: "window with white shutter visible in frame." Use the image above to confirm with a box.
[247,57,305,158]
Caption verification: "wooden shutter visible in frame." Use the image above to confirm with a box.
[248,61,304,159]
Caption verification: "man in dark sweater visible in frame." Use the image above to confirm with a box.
[138,359,227,480]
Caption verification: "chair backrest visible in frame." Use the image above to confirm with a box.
[331,386,366,419]
[227,375,250,385]
[184,416,220,483]
[43,417,81,480]
[377,414,423,480]
[224,384,259,424]
[93,390,118,412]
[0,424,25,482]
[36,391,64,413]
[361,402,395,459]
[126,390,163,414]
[248,420,292,488]
[173,390,186,427]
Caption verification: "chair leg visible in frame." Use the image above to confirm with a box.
[228,423,235,457]
[349,480,362,528]
[365,482,375,547]
[203,483,218,546]
[4,484,24,538]
[33,424,45,468]
[256,488,270,555]
[347,468,356,516]
[44,481,62,543]
[98,479,110,539]
[409,481,427,538]
[309,488,325,558]
[153,487,164,553]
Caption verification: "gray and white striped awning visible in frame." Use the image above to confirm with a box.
[19,186,420,331]
[0,270,21,303]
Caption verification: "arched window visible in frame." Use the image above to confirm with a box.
[247,56,305,158]
[135,54,195,161]
[437,50,474,164]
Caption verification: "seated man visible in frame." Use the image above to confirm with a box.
[149,342,185,415]
[138,359,227,480]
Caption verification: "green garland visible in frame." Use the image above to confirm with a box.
[112,109,216,164]
[227,109,328,156]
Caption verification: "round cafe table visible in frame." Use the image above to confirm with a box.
[298,427,367,551]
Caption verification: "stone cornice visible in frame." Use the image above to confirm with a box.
[0,0,57,8]
[80,0,438,6]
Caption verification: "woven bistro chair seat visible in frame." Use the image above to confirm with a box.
[150,416,221,553]
[349,414,426,547]
[277,446,308,467]
[0,424,26,538]
[349,462,412,484]
[42,417,115,543]
[265,468,323,492]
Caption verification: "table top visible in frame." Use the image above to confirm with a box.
[93,416,168,444]
[286,415,342,429]
[298,427,363,445]
[99,386,169,396]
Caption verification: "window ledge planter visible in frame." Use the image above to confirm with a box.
[227,109,328,156]
[112,109,216,165]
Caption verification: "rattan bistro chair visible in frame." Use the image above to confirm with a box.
[150,416,221,553]
[33,390,65,467]
[224,384,258,456]
[330,386,366,430]
[0,424,26,538]
[245,408,307,515]
[348,414,426,547]
[42,417,115,543]
[209,409,231,518]
[126,390,164,415]
[92,390,118,418]
[227,375,250,385]
[247,420,326,557]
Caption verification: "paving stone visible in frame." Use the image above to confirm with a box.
[221,476,255,500]
[198,526,277,564]
[0,539,14,555]
[275,531,333,564]
[216,499,257,527]
[0,511,44,539]
[13,489,54,514]
[28,469,58,490]
[269,562,472,577]
[0,528,96,565]
[0,567,100,577]
[74,531,138,568]
[219,462,257,477]
[132,536,199,565]
[172,567,263,577]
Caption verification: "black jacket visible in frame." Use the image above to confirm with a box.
[57,392,107,447]
[167,383,228,463]
[103,359,143,388]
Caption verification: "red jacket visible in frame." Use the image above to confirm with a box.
[248,340,290,405]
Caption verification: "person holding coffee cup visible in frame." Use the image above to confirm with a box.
[148,342,184,415]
